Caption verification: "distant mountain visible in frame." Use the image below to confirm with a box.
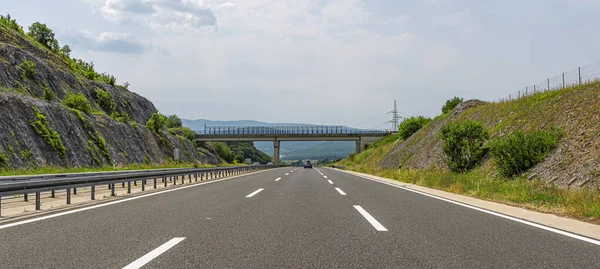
[182,119,355,160]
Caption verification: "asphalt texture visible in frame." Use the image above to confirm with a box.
[0,167,599,268]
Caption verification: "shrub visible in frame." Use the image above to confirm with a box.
[18,59,36,79]
[347,152,356,162]
[62,93,92,114]
[441,120,489,172]
[60,45,71,58]
[30,106,67,160]
[42,84,54,101]
[146,111,167,133]
[213,142,234,163]
[28,22,59,51]
[165,114,183,128]
[234,153,245,163]
[95,89,116,114]
[0,13,24,34]
[442,96,463,114]
[398,116,431,140]
[169,127,195,141]
[111,111,132,123]
[491,127,562,177]
[98,72,116,86]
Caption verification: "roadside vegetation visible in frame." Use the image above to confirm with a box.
[0,162,220,177]
[339,89,600,223]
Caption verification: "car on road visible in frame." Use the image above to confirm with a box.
[304,161,313,168]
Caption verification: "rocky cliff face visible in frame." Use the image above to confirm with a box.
[0,24,218,169]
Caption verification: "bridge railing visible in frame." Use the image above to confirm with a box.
[196,126,392,136]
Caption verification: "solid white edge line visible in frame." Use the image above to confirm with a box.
[275,177,282,182]
[328,180,334,185]
[334,187,347,196]
[122,237,185,269]
[0,169,272,230]
[354,205,387,231]
[343,170,600,246]
[246,188,264,198]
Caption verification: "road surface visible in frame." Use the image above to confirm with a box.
[0,167,598,268]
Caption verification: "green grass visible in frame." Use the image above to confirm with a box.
[355,167,600,223]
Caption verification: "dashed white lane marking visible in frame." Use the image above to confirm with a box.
[324,176,328,179]
[122,237,186,269]
[354,205,388,232]
[285,173,289,176]
[275,177,282,182]
[328,180,334,185]
[246,188,264,198]
[0,169,272,230]
[335,187,347,196]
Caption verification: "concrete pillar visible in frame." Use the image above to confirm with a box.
[273,140,280,166]
[355,139,361,154]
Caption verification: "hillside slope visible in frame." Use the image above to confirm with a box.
[0,19,219,169]
[355,82,600,188]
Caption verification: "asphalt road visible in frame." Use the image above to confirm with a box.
[0,167,599,268]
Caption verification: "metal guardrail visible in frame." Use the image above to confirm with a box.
[0,165,277,217]
[196,126,392,136]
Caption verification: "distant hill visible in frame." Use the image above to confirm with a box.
[182,119,355,160]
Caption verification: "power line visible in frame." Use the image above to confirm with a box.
[352,112,390,127]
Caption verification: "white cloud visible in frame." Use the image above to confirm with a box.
[61,30,155,54]
[101,0,217,33]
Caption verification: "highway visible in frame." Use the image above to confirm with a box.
[0,167,599,268]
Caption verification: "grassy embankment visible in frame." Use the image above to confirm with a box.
[340,81,600,223]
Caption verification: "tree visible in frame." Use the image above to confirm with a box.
[165,114,183,128]
[146,111,167,133]
[60,45,71,57]
[441,96,464,114]
[28,22,59,51]
[234,153,245,163]
[398,116,431,140]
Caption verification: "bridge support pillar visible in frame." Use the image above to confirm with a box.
[273,140,280,166]
[355,138,362,154]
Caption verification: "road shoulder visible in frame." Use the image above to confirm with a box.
[332,168,600,241]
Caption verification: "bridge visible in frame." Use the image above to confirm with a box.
[194,126,394,165]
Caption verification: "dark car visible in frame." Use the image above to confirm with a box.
[303,161,313,168]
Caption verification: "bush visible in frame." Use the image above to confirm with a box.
[62,93,92,114]
[42,84,54,101]
[165,114,183,128]
[491,127,562,177]
[169,127,195,141]
[213,142,234,163]
[146,111,167,133]
[0,13,24,34]
[18,59,36,79]
[111,111,131,123]
[398,116,431,140]
[28,22,59,51]
[234,153,245,163]
[442,96,463,114]
[98,72,116,86]
[30,106,67,160]
[95,89,116,114]
[441,120,489,172]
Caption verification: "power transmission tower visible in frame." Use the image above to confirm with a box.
[386,100,400,131]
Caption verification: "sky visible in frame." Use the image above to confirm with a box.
[2,0,600,129]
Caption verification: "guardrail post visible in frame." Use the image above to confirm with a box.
[189,174,192,183]
[67,188,71,204]
[141,180,145,191]
[35,192,41,210]
[154,178,157,189]
[122,182,125,188]
[195,173,198,182]
[73,187,77,195]
[24,193,28,201]
[90,185,95,200]
[164,176,167,187]
[111,183,116,196]
[201,173,204,181]
[181,176,184,185]
[51,190,55,198]
[127,181,131,193]
[174,177,177,186]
